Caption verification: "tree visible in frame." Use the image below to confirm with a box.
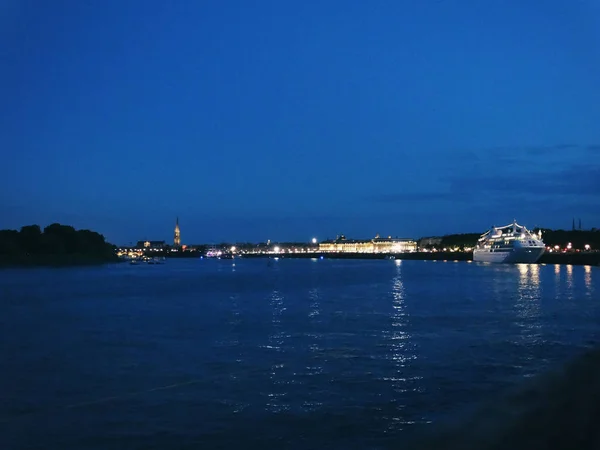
[0,230,20,255]
[19,225,42,254]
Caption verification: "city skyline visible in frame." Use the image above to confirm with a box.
[2,1,599,244]
[115,216,592,248]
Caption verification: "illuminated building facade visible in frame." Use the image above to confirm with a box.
[319,234,417,253]
[136,240,166,249]
[174,217,181,247]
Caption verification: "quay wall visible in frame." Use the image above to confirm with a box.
[241,251,600,265]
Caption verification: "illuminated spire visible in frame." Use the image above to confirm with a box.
[174,217,181,247]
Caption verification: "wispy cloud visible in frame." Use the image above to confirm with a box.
[367,192,470,203]
[369,144,600,208]
[444,163,600,204]
[460,143,590,158]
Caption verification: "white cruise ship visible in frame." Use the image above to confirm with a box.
[473,220,545,263]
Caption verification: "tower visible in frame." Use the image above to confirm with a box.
[174,217,181,247]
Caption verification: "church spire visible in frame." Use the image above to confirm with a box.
[174,217,181,247]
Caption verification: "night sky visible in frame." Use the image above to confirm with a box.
[2,1,599,245]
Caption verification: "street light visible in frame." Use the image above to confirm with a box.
[312,238,317,244]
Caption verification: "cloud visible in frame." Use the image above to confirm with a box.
[587,144,600,152]
[370,157,600,209]
[367,192,470,203]
[447,164,600,197]
[449,149,481,161]
[365,144,599,233]
[496,144,579,156]
[457,143,590,159]
[551,144,580,151]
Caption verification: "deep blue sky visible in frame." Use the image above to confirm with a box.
[2,0,599,245]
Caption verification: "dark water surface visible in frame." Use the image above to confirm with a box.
[0,259,598,449]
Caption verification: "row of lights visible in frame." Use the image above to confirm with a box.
[230,239,318,254]
[548,243,592,252]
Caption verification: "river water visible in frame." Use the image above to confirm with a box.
[0,259,598,449]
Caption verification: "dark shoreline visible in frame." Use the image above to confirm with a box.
[407,346,600,450]
[240,251,600,266]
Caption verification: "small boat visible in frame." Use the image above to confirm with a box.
[205,246,222,258]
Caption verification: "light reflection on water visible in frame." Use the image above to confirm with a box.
[515,264,542,346]
[554,264,561,300]
[304,287,323,412]
[584,265,593,294]
[266,289,289,413]
[384,259,420,429]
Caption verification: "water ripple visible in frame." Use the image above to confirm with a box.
[1,259,599,449]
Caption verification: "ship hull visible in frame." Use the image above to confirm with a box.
[473,247,545,264]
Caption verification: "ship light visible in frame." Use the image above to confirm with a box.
[585,244,591,251]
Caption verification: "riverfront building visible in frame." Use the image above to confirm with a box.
[136,240,166,249]
[319,234,417,253]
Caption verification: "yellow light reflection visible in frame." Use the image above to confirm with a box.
[515,264,542,345]
[584,265,592,292]
[530,264,540,286]
[385,258,420,430]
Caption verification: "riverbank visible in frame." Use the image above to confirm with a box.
[0,253,121,268]
[408,345,600,450]
[240,251,600,265]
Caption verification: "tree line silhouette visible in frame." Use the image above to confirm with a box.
[0,223,117,262]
